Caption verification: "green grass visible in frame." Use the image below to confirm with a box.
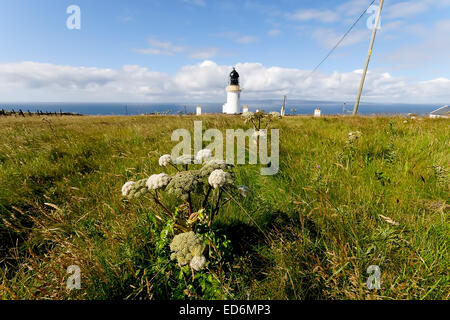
[0,115,448,300]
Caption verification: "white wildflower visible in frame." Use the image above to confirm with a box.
[252,130,266,138]
[158,154,172,166]
[166,171,201,200]
[268,111,281,119]
[170,231,206,266]
[121,181,135,196]
[199,159,233,178]
[208,169,227,189]
[124,179,148,199]
[348,131,362,143]
[205,159,225,165]
[190,255,206,271]
[241,111,254,123]
[237,185,249,197]
[196,149,213,163]
[146,173,170,190]
[173,154,194,165]
[348,131,362,138]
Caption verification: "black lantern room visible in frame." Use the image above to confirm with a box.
[230,67,239,85]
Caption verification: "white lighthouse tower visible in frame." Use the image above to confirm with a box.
[222,67,241,114]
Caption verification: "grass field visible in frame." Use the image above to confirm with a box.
[0,114,448,300]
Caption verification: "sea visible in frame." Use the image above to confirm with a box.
[0,100,443,116]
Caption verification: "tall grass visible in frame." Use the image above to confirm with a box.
[0,115,448,299]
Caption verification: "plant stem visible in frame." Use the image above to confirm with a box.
[202,186,212,208]
[187,192,193,215]
[150,191,173,219]
[209,188,222,227]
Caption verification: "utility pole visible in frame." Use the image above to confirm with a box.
[353,0,384,116]
[281,95,286,117]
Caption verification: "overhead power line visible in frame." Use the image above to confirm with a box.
[305,0,377,79]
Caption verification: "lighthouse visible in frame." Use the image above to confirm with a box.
[222,67,241,114]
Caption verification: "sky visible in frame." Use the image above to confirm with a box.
[0,0,449,104]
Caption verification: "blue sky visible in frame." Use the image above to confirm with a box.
[0,0,449,103]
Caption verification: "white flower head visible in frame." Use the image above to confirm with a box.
[348,131,362,138]
[242,111,255,124]
[121,181,135,196]
[170,231,206,266]
[268,111,281,119]
[205,159,225,165]
[208,169,227,189]
[348,131,362,143]
[190,255,206,271]
[196,149,213,163]
[146,173,170,190]
[173,154,194,165]
[159,154,172,167]
[252,130,267,138]
[237,185,250,197]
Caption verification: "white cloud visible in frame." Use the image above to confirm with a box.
[417,77,450,98]
[173,60,229,99]
[288,0,450,49]
[188,48,220,60]
[384,1,430,19]
[336,0,374,17]
[0,60,449,103]
[120,15,133,22]
[311,27,370,48]
[288,0,369,25]
[243,1,281,16]
[287,1,380,48]
[217,32,259,44]
[182,0,206,6]
[235,35,259,44]
[288,9,339,23]
[436,0,450,7]
[135,38,186,56]
[136,37,220,59]
[290,0,450,24]
[374,0,450,20]
[384,19,450,69]
[267,29,281,36]
[0,62,176,102]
